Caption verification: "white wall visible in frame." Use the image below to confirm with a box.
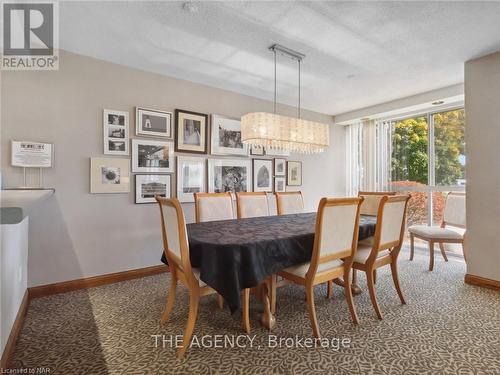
[464,51,500,282]
[0,51,345,287]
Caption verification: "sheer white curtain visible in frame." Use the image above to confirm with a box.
[345,121,362,196]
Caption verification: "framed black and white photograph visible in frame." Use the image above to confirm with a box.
[175,109,208,154]
[274,177,286,192]
[250,145,265,156]
[252,159,273,193]
[177,156,206,202]
[135,174,171,204]
[266,146,290,157]
[136,107,172,138]
[274,158,286,176]
[208,158,251,195]
[211,114,248,156]
[287,161,302,186]
[131,139,174,173]
[103,109,129,155]
[90,157,130,193]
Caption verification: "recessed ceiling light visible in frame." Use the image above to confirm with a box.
[432,100,445,105]
[183,2,199,13]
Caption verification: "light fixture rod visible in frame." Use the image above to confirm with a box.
[274,49,277,114]
[269,44,305,61]
[298,59,301,118]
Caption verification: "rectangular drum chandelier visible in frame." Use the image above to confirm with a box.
[241,44,329,154]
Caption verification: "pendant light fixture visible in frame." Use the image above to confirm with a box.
[241,44,329,154]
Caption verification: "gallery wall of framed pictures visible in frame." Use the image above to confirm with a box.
[96,106,303,201]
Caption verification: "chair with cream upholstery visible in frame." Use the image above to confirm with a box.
[194,192,234,223]
[358,191,397,216]
[275,191,304,215]
[352,194,411,320]
[236,192,270,219]
[277,197,364,338]
[408,192,466,271]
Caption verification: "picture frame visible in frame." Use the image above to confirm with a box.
[274,176,286,192]
[287,161,302,186]
[135,174,171,204]
[177,156,206,202]
[136,107,172,138]
[252,159,273,193]
[266,146,290,157]
[90,157,130,193]
[211,114,248,156]
[250,144,265,156]
[208,158,252,196]
[274,158,286,176]
[175,109,208,154]
[103,109,129,155]
[131,139,174,173]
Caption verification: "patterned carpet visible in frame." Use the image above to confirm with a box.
[9,248,500,375]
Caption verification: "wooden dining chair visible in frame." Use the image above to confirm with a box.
[408,192,466,271]
[277,197,364,338]
[236,192,270,219]
[352,194,411,320]
[156,197,251,357]
[358,191,397,216]
[194,192,234,223]
[275,191,304,215]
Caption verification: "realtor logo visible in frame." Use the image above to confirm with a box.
[2,1,59,70]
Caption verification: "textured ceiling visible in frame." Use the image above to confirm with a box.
[59,1,500,115]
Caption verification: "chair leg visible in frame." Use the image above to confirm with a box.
[429,241,435,271]
[344,270,359,325]
[177,291,200,359]
[462,242,467,261]
[161,275,177,326]
[366,268,383,320]
[439,243,449,262]
[352,269,358,285]
[410,234,415,261]
[390,261,406,305]
[217,294,224,309]
[242,288,251,334]
[326,280,333,299]
[305,282,320,339]
[269,276,277,315]
[373,269,377,284]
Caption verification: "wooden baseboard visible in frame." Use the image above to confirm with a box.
[28,264,169,299]
[0,290,29,370]
[465,273,500,291]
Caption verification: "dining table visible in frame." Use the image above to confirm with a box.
[160,212,377,330]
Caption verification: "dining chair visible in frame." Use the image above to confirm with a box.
[408,192,466,271]
[358,191,397,216]
[236,192,270,219]
[352,194,411,320]
[157,197,251,357]
[275,191,304,215]
[194,192,234,223]
[277,197,364,338]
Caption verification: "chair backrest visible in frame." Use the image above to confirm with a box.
[358,191,397,216]
[194,192,234,223]
[308,197,363,276]
[443,192,466,228]
[374,195,411,252]
[156,197,195,282]
[275,191,304,215]
[236,192,269,219]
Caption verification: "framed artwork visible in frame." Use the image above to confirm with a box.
[274,177,286,192]
[250,145,265,156]
[274,158,286,176]
[252,159,273,193]
[211,114,248,156]
[103,109,129,155]
[287,161,302,186]
[136,107,172,138]
[90,157,130,193]
[131,139,174,173]
[208,158,251,195]
[266,146,290,157]
[135,174,171,204]
[175,109,208,154]
[177,156,206,202]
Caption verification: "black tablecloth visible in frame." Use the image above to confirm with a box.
[161,213,376,312]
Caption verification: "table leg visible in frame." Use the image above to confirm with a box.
[260,278,276,331]
[333,277,362,295]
